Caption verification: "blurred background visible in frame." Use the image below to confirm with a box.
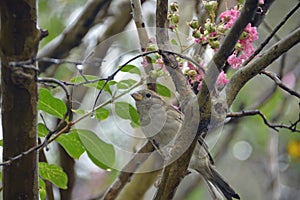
[1,0,299,199]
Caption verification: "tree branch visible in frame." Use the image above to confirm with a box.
[154,0,200,199]
[261,70,300,99]
[101,141,155,200]
[251,0,275,27]
[131,0,157,91]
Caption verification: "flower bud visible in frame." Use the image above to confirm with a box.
[170,2,179,12]
[192,29,201,38]
[204,20,215,33]
[147,44,157,51]
[240,31,248,39]
[150,70,158,78]
[171,14,179,24]
[188,70,197,77]
[203,1,218,12]
[188,19,199,29]
[217,24,226,33]
[234,42,243,50]
[209,40,220,49]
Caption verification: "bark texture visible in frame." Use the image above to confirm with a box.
[0,0,40,199]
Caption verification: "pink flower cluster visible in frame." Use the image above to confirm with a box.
[220,8,259,68]
[219,8,240,29]
[216,71,229,87]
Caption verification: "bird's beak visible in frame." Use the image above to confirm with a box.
[131,92,143,101]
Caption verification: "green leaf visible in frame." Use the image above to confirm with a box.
[117,79,137,89]
[171,39,178,45]
[115,102,140,127]
[38,123,48,137]
[70,76,115,94]
[39,178,46,200]
[119,64,141,75]
[56,130,85,159]
[71,75,103,88]
[39,162,68,189]
[38,88,67,119]
[72,109,86,115]
[0,140,3,146]
[105,81,118,95]
[87,151,112,170]
[76,129,115,170]
[157,84,171,98]
[95,107,110,121]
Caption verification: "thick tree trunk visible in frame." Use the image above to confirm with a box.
[0,0,40,199]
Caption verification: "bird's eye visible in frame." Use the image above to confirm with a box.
[145,93,152,98]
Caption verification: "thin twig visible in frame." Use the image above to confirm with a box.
[227,109,300,133]
[261,70,300,99]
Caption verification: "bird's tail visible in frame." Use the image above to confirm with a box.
[208,166,240,200]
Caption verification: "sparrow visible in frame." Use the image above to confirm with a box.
[131,89,240,200]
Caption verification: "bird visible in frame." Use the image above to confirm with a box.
[131,89,240,200]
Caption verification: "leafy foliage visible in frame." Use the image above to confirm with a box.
[115,101,140,127]
[38,88,67,119]
[119,64,141,75]
[38,123,48,137]
[70,75,105,89]
[70,75,117,95]
[157,83,172,98]
[56,130,85,159]
[39,162,68,189]
[39,178,46,200]
[76,129,115,170]
[117,79,138,89]
[95,107,110,121]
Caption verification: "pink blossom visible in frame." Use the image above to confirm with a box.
[216,71,229,86]
[209,31,218,37]
[141,57,148,67]
[194,37,207,44]
[227,54,241,69]
[169,24,175,31]
[187,62,195,70]
[245,24,258,42]
[259,0,264,4]
[156,58,164,68]
[195,38,201,43]
[197,81,203,91]
[219,8,240,29]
